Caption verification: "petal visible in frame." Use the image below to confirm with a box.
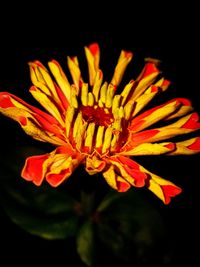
[46,146,84,187]
[146,172,182,204]
[29,61,60,103]
[48,59,71,104]
[111,50,133,88]
[129,99,181,132]
[107,156,148,187]
[164,98,193,120]
[131,85,159,117]
[22,145,84,187]
[130,61,160,100]
[67,56,83,89]
[21,154,50,186]
[120,142,175,156]
[85,43,100,86]
[126,113,200,146]
[0,92,65,145]
[102,164,131,192]
[85,155,106,175]
[169,137,200,155]
[29,86,65,126]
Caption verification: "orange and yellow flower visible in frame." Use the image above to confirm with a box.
[1,43,200,204]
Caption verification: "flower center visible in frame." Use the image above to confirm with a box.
[80,105,113,126]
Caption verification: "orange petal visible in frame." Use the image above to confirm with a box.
[22,145,84,187]
[21,154,50,186]
[85,155,106,175]
[0,92,65,145]
[108,156,148,187]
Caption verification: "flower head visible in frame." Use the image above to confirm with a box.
[1,43,200,204]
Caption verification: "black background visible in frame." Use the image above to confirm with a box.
[0,2,199,266]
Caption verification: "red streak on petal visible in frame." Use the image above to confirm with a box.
[54,84,69,110]
[113,156,147,187]
[19,116,27,126]
[34,60,45,68]
[130,100,180,130]
[51,59,60,66]
[162,79,171,87]
[164,143,175,150]
[175,98,191,106]
[161,185,182,204]
[117,156,140,169]
[129,129,159,144]
[151,85,159,92]
[0,93,15,108]
[141,63,159,79]
[187,137,200,150]
[29,86,37,92]
[88,43,99,56]
[182,113,200,129]
[117,180,131,192]
[34,113,64,138]
[123,51,133,59]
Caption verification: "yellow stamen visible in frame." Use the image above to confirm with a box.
[85,123,95,152]
[118,106,124,118]
[65,106,75,137]
[67,56,81,89]
[100,82,107,104]
[70,85,78,108]
[112,95,121,114]
[92,70,103,102]
[112,118,122,131]
[73,112,83,138]
[81,83,88,106]
[124,101,134,120]
[88,92,94,106]
[96,126,105,148]
[105,84,115,108]
[121,80,134,105]
[102,127,113,153]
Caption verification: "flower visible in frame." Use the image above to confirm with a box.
[0,43,200,204]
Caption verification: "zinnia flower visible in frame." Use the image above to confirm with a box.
[0,43,200,204]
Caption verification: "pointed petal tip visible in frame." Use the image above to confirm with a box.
[88,43,100,55]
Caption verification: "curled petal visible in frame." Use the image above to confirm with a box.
[67,56,83,89]
[21,154,50,186]
[29,61,60,104]
[85,43,100,86]
[29,86,65,126]
[22,145,84,187]
[0,92,65,145]
[102,165,131,192]
[164,98,193,120]
[169,137,200,155]
[130,62,160,101]
[126,113,200,147]
[108,156,148,187]
[129,99,181,132]
[120,142,175,156]
[85,155,106,175]
[146,171,182,204]
[111,50,133,88]
[131,85,159,117]
[48,59,71,105]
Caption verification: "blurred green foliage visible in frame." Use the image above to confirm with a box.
[0,145,170,266]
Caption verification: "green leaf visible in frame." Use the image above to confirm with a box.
[76,220,95,267]
[0,162,80,240]
[95,188,166,263]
